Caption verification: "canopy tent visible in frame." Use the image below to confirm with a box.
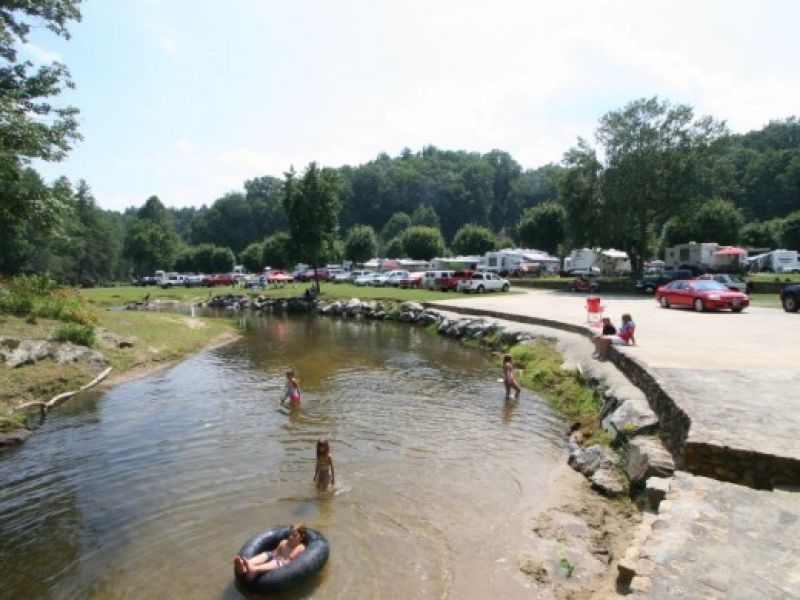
[267,272,294,283]
[714,246,747,256]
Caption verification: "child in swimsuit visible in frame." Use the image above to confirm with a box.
[234,522,307,578]
[502,354,521,400]
[313,438,335,492]
[281,369,301,406]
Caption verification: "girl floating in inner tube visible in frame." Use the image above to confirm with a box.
[233,523,307,577]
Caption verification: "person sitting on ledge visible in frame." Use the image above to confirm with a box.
[592,313,635,360]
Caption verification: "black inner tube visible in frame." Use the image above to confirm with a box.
[235,526,330,595]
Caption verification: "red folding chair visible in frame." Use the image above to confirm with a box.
[586,295,604,326]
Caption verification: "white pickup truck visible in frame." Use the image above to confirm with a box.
[159,272,187,288]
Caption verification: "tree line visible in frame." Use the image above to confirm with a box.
[2,3,799,284]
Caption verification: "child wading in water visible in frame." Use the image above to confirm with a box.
[313,438,335,492]
[281,369,301,406]
[234,522,307,578]
[502,354,521,400]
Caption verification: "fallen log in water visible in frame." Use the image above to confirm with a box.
[14,366,113,417]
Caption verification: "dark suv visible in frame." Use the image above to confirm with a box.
[781,282,800,312]
[636,269,694,294]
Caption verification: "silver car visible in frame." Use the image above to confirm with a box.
[696,273,747,293]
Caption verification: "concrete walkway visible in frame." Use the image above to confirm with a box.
[427,289,800,488]
[426,289,800,599]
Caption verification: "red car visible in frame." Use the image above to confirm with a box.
[204,273,236,287]
[655,279,749,313]
[398,272,423,289]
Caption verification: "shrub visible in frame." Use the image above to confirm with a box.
[54,323,96,346]
[0,276,97,324]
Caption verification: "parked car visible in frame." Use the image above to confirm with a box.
[159,273,187,288]
[434,270,475,292]
[655,279,749,312]
[134,275,159,286]
[456,272,510,293]
[571,275,599,293]
[780,282,800,312]
[347,270,372,283]
[372,270,407,287]
[696,273,748,293]
[354,272,379,286]
[296,268,329,282]
[398,272,424,289]
[422,270,453,289]
[636,269,694,294]
[184,274,205,287]
[331,271,352,283]
[204,273,236,287]
[385,270,410,287]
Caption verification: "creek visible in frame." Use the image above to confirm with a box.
[0,313,568,599]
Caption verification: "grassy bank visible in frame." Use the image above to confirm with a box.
[501,340,608,445]
[0,310,237,432]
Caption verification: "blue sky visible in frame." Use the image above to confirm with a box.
[26,0,800,211]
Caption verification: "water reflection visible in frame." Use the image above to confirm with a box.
[0,314,566,599]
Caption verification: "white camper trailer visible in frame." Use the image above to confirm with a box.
[749,249,800,273]
[483,248,560,275]
[563,249,599,274]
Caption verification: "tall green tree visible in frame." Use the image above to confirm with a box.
[123,196,181,276]
[558,141,604,249]
[662,198,744,246]
[741,221,779,249]
[380,211,411,242]
[0,0,83,275]
[401,226,445,260]
[779,210,800,251]
[282,162,341,289]
[240,241,265,273]
[262,232,292,269]
[344,225,378,265]
[384,236,406,259]
[65,180,122,285]
[517,202,565,254]
[596,97,727,272]
[410,205,440,229]
[451,224,497,255]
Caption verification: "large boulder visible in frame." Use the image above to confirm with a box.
[345,298,363,316]
[399,301,424,313]
[601,396,658,442]
[417,311,439,326]
[5,340,53,368]
[624,436,675,484]
[568,444,618,477]
[54,343,107,365]
[591,467,627,497]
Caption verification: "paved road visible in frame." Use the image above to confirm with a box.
[432,288,795,370]
[427,288,800,486]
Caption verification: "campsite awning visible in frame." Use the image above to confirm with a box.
[715,247,746,255]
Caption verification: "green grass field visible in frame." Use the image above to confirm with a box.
[81,282,521,307]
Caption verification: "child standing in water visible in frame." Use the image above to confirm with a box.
[281,369,301,406]
[313,438,335,492]
[502,354,521,400]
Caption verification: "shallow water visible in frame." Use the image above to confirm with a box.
[0,314,568,599]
